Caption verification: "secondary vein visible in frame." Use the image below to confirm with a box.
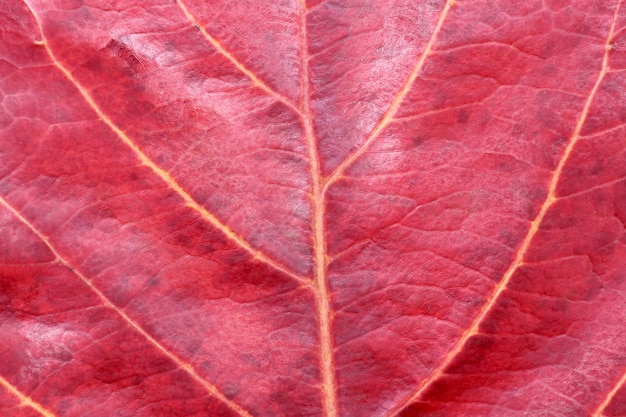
[592,366,626,416]
[323,0,456,191]
[176,0,302,117]
[386,0,623,414]
[0,195,254,417]
[22,0,312,289]
[0,375,55,417]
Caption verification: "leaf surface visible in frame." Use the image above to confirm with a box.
[1,0,626,416]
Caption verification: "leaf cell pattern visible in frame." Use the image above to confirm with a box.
[1,0,626,416]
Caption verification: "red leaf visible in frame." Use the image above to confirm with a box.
[2,0,626,416]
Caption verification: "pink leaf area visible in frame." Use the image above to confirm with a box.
[2,0,626,416]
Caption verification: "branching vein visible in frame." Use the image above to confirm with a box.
[296,0,339,415]
[386,0,623,414]
[22,0,311,289]
[176,0,302,116]
[323,0,456,191]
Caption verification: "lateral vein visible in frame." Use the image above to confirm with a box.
[0,375,56,417]
[22,0,312,289]
[323,0,455,191]
[0,196,254,417]
[176,0,302,116]
[385,1,622,414]
[592,367,626,416]
[295,0,339,415]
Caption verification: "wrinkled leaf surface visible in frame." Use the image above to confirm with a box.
[1,0,626,416]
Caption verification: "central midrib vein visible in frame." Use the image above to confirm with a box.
[296,1,338,416]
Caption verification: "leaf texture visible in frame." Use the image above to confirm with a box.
[1,0,626,416]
